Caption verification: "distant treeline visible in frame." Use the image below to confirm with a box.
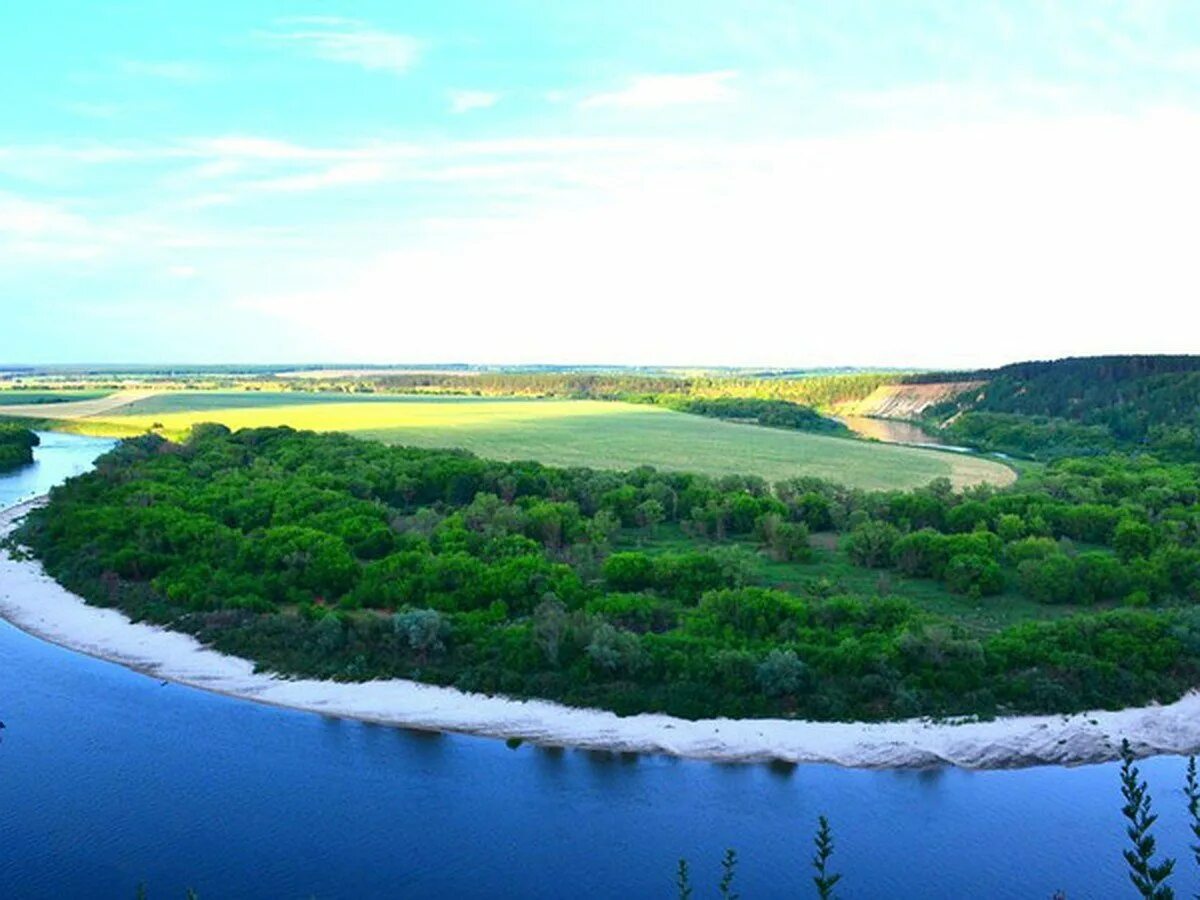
[622,395,850,435]
[0,425,38,472]
[294,371,896,409]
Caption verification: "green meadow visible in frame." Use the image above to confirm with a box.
[0,390,109,404]
[23,390,1015,492]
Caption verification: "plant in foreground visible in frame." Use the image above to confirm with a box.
[812,815,841,900]
[1120,739,1175,899]
[1187,756,1200,886]
[676,858,692,900]
[718,848,739,900]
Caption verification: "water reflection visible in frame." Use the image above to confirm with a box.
[839,416,972,452]
[0,431,116,507]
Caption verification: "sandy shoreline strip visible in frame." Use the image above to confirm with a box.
[3,497,1199,769]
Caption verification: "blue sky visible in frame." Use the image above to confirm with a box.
[4,1,1200,367]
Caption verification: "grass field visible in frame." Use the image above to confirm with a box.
[621,526,1101,632]
[0,390,109,404]
[2,390,1015,491]
[0,390,147,420]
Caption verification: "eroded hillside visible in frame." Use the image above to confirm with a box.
[834,381,983,419]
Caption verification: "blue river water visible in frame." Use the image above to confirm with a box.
[1,433,1198,898]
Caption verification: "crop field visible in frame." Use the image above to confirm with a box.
[0,390,109,405]
[2,390,1015,491]
[0,390,148,420]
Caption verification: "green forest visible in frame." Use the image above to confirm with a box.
[16,424,1200,722]
[0,425,38,472]
[620,395,851,435]
[922,356,1200,461]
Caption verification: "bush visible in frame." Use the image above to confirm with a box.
[1017,554,1078,604]
[944,554,1005,597]
[756,648,811,697]
[843,521,900,568]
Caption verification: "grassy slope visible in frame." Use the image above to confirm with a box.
[54,391,1017,492]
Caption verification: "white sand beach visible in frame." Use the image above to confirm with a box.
[3,497,1198,769]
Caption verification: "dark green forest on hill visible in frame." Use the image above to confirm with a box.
[16,425,1200,722]
[919,356,1200,461]
[0,425,38,472]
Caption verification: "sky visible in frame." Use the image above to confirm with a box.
[3,1,1200,369]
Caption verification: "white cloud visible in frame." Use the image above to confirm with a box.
[193,136,331,161]
[234,111,1200,368]
[0,193,114,260]
[264,19,419,74]
[190,159,244,179]
[251,161,391,192]
[449,90,500,114]
[0,194,90,238]
[118,60,211,82]
[166,265,198,278]
[179,192,235,209]
[580,70,738,109]
[11,112,1200,367]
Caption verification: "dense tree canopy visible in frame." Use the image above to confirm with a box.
[921,356,1200,460]
[16,425,1200,722]
[0,425,38,472]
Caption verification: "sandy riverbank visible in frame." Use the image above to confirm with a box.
[3,497,1198,769]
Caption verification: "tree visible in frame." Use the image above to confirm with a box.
[254,525,359,600]
[585,623,644,674]
[1119,739,1175,899]
[1115,519,1157,562]
[996,513,1026,542]
[634,498,665,536]
[756,648,810,697]
[1018,554,1078,605]
[944,553,1004,596]
[314,614,345,653]
[843,521,899,568]
[759,513,812,562]
[587,509,621,547]
[0,425,39,472]
[392,609,450,663]
[602,552,657,592]
[533,597,570,666]
[812,816,842,900]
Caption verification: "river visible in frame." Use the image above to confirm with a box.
[1,433,1197,898]
[838,415,976,453]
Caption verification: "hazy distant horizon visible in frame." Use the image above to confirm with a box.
[3,351,1196,376]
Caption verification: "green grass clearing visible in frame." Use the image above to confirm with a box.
[623,525,1110,634]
